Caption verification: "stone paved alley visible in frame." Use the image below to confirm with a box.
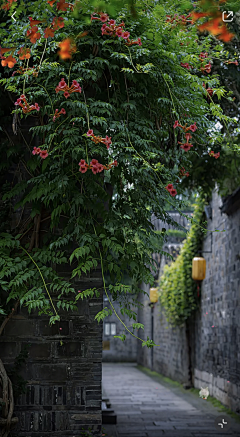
[102,363,240,437]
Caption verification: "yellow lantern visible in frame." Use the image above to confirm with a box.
[149,287,158,303]
[192,257,206,281]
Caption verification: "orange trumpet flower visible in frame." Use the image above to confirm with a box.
[18,47,31,60]
[1,55,17,68]
[29,17,44,27]
[0,47,17,57]
[58,38,76,60]
[26,26,41,44]
[44,27,55,38]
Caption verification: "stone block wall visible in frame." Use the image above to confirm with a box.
[102,291,138,362]
[137,244,189,383]
[192,185,240,414]
[0,267,103,437]
[137,186,240,415]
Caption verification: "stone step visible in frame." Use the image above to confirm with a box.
[102,399,117,424]
[102,412,117,425]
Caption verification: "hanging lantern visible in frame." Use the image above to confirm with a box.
[149,287,158,303]
[192,257,206,281]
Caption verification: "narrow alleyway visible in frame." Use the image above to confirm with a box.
[102,363,240,437]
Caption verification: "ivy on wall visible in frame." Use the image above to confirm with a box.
[158,193,208,326]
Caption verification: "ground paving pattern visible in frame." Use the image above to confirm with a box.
[102,363,240,437]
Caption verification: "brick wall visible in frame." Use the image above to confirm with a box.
[0,268,103,436]
[137,186,240,415]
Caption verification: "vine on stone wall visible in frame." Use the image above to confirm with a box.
[158,193,208,326]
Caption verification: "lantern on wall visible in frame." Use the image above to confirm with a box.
[192,257,206,281]
[149,287,159,303]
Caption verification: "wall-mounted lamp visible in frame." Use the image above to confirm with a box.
[149,287,159,303]
[149,287,158,372]
[192,257,206,297]
[192,257,206,281]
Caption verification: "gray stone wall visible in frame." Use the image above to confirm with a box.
[137,187,240,415]
[0,267,103,437]
[102,291,138,362]
[193,185,240,414]
[137,244,190,383]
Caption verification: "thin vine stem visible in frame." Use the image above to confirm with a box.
[20,246,58,317]
[126,46,140,73]
[39,39,47,69]
[22,58,29,95]
[90,216,160,346]
[82,88,90,130]
[37,84,54,114]
[68,61,74,87]
[48,116,71,150]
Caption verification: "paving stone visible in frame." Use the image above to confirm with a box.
[192,434,235,437]
[147,423,176,429]
[118,432,148,437]
[147,431,194,437]
[102,363,240,437]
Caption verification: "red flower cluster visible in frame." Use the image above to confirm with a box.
[209,150,220,159]
[53,108,66,121]
[179,167,189,177]
[1,0,16,11]
[79,158,118,175]
[86,129,112,149]
[198,50,212,74]
[55,78,81,98]
[18,47,31,60]
[32,147,48,159]
[200,62,211,74]
[180,62,191,70]
[26,15,65,43]
[91,12,142,46]
[15,95,40,114]
[26,18,42,44]
[203,83,213,97]
[166,13,193,26]
[47,0,74,11]
[174,120,197,152]
[52,17,64,30]
[165,184,177,197]
[44,17,64,38]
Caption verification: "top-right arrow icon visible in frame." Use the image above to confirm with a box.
[222,11,234,22]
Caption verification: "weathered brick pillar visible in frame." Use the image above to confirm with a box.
[0,267,103,437]
[0,110,105,437]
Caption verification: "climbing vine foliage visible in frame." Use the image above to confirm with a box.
[158,193,208,327]
[0,0,237,346]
